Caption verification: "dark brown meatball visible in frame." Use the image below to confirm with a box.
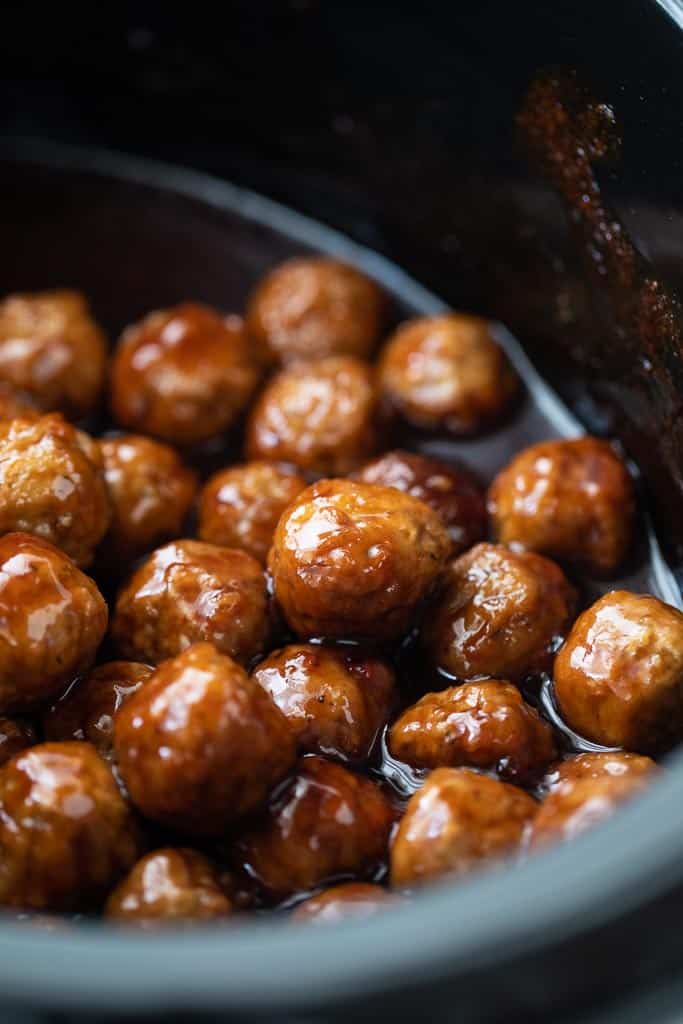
[425,543,576,681]
[292,883,396,925]
[388,680,556,783]
[252,644,395,760]
[236,756,395,897]
[530,773,651,849]
[554,590,683,751]
[390,767,536,887]
[0,290,107,418]
[378,314,519,435]
[269,478,451,641]
[0,533,108,713]
[114,643,296,835]
[0,383,39,422]
[488,437,635,576]
[246,257,385,366]
[112,539,269,666]
[0,742,141,910]
[198,461,307,564]
[110,303,260,446]
[542,752,657,793]
[0,717,37,767]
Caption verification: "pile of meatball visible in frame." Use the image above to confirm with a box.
[0,257,676,930]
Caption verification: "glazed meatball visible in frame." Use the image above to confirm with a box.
[0,414,110,566]
[425,543,576,681]
[112,539,269,666]
[389,680,556,783]
[110,303,260,446]
[0,742,141,910]
[0,383,39,422]
[246,257,385,366]
[390,768,536,888]
[198,461,306,564]
[530,773,651,849]
[236,756,395,897]
[554,590,683,751]
[0,533,107,713]
[252,644,395,760]
[0,290,107,418]
[488,437,635,576]
[0,717,36,767]
[114,643,296,835]
[377,313,519,435]
[269,478,451,641]
[542,752,657,793]
[355,450,486,556]
[292,883,395,925]
[106,848,233,925]
[245,356,382,476]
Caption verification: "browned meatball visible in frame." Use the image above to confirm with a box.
[530,773,651,848]
[0,533,108,713]
[245,356,382,476]
[0,414,110,566]
[0,383,39,422]
[554,590,683,751]
[114,643,296,835]
[488,437,635,576]
[110,303,260,446]
[389,680,556,783]
[236,756,395,896]
[198,461,307,564]
[252,644,395,760]
[0,717,36,767]
[542,752,657,793]
[0,742,141,910]
[106,848,233,925]
[269,479,451,641]
[390,768,536,887]
[0,290,107,418]
[378,314,519,435]
[355,450,486,557]
[246,257,385,366]
[292,883,396,925]
[112,539,269,666]
[425,543,576,681]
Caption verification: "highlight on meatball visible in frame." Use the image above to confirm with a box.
[530,772,652,849]
[542,752,657,793]
[0,717,36,767]
[292,883,396,925]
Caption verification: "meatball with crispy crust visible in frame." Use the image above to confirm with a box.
[0,717,36,767]
[292,883,396,925]
[542,752,657,793]
[530,772,651,848]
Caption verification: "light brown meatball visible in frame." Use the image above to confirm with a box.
[390,768,536,888]
[554,590,683,751]
[389,680,556,783]
[0,533,108,713]
[246,257,385,366]
[0,414,110,566]
[112,539,269,666]
[425,543,576,681]
[378,313,519,435]
[106,848,233,925]
[488,437,635,576]
[292,883,395,925]
[110,303,260,446]
[269,479,451,641]
[0,717,37,767]
[245,356,382,476]
[252,644,395,760]
[0,290,107,419]
[0,742,141,910]
[530,773,651,848]
[0,383,39,422]
[113,643,296,835]
[236,756,395,897]
[198,461,307,564]
[542,752,657,793]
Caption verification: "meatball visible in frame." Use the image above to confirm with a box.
[0,414,110,566]
[390,768,536,888]
[110,303,260,446]
[488,437,635,576]
[388,680,556,783]
[530,773,651,849]
[236,756,395,896]
[0,742,141,910]
[198,461,306,564]
[542,752,657,793]
[377,313,519,435]
[292,883,395,925]
[355,450,486,557]
[246,257,385,366]
[0,289,107,418]
[554,590,683,751]
[0,533,107,713]
[252,644,395,760]
[114,643,295,835]
[0,717,36,767]
[245,356,382,476]
[0,383,39,422]
[269,478,451,641]
[425,543,576,681]
[112,539,269,666]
